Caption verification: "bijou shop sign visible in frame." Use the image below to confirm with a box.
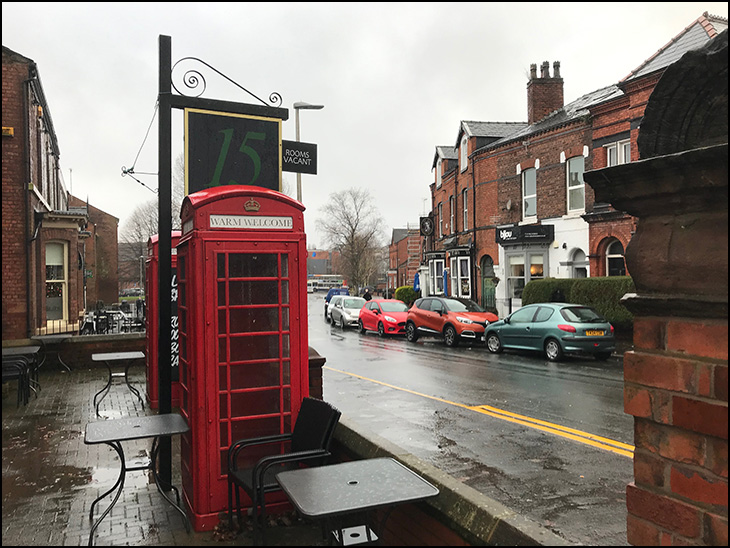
[496,224,554,245]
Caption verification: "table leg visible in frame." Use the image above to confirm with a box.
[124,362,145,409]
[150,437,191,532]
[93,364,113,417]
[88,441,126,546]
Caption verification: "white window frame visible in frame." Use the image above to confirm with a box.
[606,139,631,167]
[606,239,627,276]
[449,256,471,298]
[566,156,585,213]
[438,203,443,238]
[436,159,443,188]
[45,241,68,322]
[522,167,537,221]
[430,259,445,294]
[462,188,468,231]
[460,135,468,172]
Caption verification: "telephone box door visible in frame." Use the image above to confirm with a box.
[205,240,305,498]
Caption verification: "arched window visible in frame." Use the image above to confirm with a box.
[606,240,626,276]
[571,248,588,278]
[460,135,468,172]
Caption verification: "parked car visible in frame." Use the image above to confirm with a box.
[405,296,498,347]
[484,302,615,361]
[323,287,350,321]
[330,296,367,329]
[358,299,409,337]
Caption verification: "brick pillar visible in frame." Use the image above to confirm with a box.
[585,30,728,546]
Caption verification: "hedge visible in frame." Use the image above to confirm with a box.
[522,276,635,331]
[394,286,419,306]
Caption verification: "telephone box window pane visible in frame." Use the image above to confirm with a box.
[219,422,229,446]
[231,361,281,388]
[219,394,228,418]
[218,309,227,334]
[229,280,279,305]
[218,282,226,306]
[218,338,227,363]
[181,333,187,360]
[231,416,282,443]
[229,254,278,278]
[231,389,282,417]
[180,282,186,307]
[179,256,185,280]
[282,388,291,412]
[217,253,225,278]
[229,308,279,333]
[282,360,290,384]
[282,334,290,358]
[282,308,289,330]
[219,365,227,390]
[281,254,288,277]
[230,334,280,361]
[180,312,186,333]
[281,281,289,304]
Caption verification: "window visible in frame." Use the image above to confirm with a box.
[606,240,626,276]
[462,188,468,230]
[571,249,588,278]
[449,256,471,298]
[436,159,443,188]
[566,156,585,212]
[449,196,455,234]
[508,255,525,299]
[430,259,445,294]
[507,251,547,300]
[438,203,443,238]
[529,255,544,280]
[460,135,468,172]
[522,168,537,219]
[606,139,631,167]
[510,306,537,323]
[45,242,67,321]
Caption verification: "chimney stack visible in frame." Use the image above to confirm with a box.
[527,60,564,124]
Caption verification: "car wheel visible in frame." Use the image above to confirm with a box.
[378,322,385,338]
[595,351,612,361]
[324,307,329,322]
[545,338,564,362]
[444,325,458,347]
[486,333,503,354]
[358,320,366,334]
[339,316,346,329]
[405,322,419,342]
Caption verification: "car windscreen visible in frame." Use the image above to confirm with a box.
[560,306,606,323]
[380,301,408,313]
[343,298,365,309]
[443,298,485,313]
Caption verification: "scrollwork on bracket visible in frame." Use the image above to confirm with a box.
[171,56,282,107]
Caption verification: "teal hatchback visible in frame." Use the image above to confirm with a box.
[484,303,615,362]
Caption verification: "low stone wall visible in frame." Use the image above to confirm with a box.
[57,333,146,369]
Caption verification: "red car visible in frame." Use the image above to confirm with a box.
[358,299,409,337]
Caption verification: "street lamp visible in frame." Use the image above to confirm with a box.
[294,101,324,203]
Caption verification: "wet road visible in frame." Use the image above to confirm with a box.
[309,293,633,546]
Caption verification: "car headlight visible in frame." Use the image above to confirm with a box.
[455,316,473,324]
[383,315,397,323]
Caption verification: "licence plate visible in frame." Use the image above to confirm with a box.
[586,330,604,336]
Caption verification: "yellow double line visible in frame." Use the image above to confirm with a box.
[326,367,634,458]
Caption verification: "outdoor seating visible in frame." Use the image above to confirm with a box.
[2,357,31,407]
[227,397,341,545]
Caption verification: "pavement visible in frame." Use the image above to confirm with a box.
[1,364,327,547]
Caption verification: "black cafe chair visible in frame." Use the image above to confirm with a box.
[227,397,341,545]
[2,358,31,407]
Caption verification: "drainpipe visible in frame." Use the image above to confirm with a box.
[471,151,478,305]
[23,71,35,339]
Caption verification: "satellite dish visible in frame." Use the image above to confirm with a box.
[506,199,512,211]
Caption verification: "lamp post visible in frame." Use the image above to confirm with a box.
[293,101,324,203]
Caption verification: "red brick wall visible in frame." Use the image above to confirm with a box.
[2,53,31,340]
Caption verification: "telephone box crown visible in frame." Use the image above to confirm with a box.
[244,198,261,212]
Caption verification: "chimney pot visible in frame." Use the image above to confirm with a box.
[541,61,550,78]
[530,63,537,79]
[553,61,561,79]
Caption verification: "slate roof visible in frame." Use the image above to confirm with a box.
[391,228,409,245]
[621,11,728,82]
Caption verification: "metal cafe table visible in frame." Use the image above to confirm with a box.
[31,334,72,372]
[84,413,191,546]
[276,457,440,545]
[92,351,146,417]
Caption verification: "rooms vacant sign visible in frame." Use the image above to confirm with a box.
[185,108,282,195]
[282,140,317,175]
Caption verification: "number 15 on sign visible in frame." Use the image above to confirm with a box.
[185,108,282,195]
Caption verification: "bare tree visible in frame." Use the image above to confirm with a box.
[316,188,386,290]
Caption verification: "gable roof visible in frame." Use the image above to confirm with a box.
[432,145,458,170]
[621,11,728,82]
[391,228,409,245]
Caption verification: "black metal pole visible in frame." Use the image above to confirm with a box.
[158,34,173,486]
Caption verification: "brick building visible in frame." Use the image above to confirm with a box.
[423,12,727,317]
[387,226,421,293]
[2,46,118,341]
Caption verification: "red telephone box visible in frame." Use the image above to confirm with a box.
[176,186,309,530]
[145,232,182,409]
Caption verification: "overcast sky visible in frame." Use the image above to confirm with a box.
[3,2,728,247]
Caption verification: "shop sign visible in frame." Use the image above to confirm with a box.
[496,224,554,244]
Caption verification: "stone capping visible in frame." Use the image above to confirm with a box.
[331,415,572,546]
